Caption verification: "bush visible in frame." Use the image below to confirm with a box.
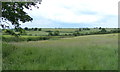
[48,31,53,36]
[100,28,107,33]
[54,30,60,36]
[48,31,60,36]
[38,28,42,31]
[68,34,72,36]
[73,31,80,36]
[85,32,90,35]
[99,27,102,29]
[64,34,68,36]
[110,29,120,33]
[34,28,38,31]
[83,28,90,30]
[27,38,32,41]
[24,27,29,31]
[78,28,82,31]
[46,30,53,32]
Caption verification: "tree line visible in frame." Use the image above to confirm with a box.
[24,27,42,31]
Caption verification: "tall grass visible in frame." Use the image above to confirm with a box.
[2,33,118,70]
[2,35,74,42]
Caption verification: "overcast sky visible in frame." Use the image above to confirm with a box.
[21,0,119,28]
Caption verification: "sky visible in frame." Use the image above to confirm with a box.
[21,0,120,28]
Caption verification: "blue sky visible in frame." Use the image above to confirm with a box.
[21,0,119,28]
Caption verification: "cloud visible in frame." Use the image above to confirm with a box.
[22,0,119,28]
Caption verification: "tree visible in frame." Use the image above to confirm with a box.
[24,27,28,31]
[78,28,81,31]
[73,30,80,36]
[31,28,34,30]
[38,28,42,31]
[34,28,38,31]
[83,28,90,30]
[99,27,102,29]
[100,28,107,33]
[54,30,60,36]
[48,31,53,36]
[1,1,42,36]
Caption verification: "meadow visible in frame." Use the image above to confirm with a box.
[2,32,118,70]
[2,28,119,42]
[1,1,119,71]
[25,28,117,36]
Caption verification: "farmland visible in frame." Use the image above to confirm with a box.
[1,1,119,71]
[2,28,118,70]
[2,28,119,42]
[3,28,118,36]
[20,28,118,36]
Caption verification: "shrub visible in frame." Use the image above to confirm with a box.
[54,31,60,36]
[34,28,38,31]
[110,29,120,33]
[73,31,80,36]
[68,34,72,36]
[24,27,29,31]
[78,28,82,31]
[83,28,90,30]
[46,30,53,32]
[100,28,107,33]
[99,27,102,29]
[27,38,32,41]
[64,34,68,36]
[87,28,90,30]
[38,28,42,31]
[48,31,53,36]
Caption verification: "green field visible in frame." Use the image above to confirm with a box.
[2,28,119,42]
[3,28,117,36]
[25,28,117,36]
[1,1,119,70]
[2,33,118,70]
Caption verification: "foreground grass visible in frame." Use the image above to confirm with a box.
[2,35,74,42]
[2,33,118,70]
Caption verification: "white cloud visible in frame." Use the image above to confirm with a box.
[23,0,119,27]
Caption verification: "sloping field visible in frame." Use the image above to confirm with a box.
[2,33,118,70]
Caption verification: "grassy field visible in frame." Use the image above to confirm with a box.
[2,33,118,70]
[21,28,117,36]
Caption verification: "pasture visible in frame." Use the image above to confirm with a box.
[2,33,118,70]
[25,28,117,36]
[2,28,117,36]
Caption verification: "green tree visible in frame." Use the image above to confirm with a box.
[38,28,42,31]
[54,31,60,36]
[99,27,102,29]
[48,31,53,36]
[73,30,80,36]
[24,27,28,31]
[34,28,38,31]
[78,28,81,31]
[100,28,107,33]
[1,1,41,36]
